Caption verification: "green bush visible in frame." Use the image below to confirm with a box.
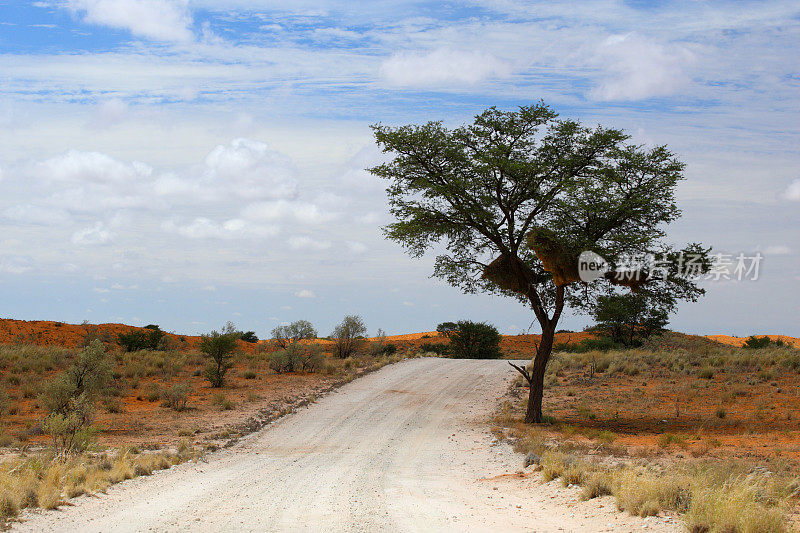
[269,344,324,373]
[743,336,785,349]
[161,383,190,411]
[118,327,165,352]
[331,315,367,358]
[200,330,238,388]
[449,321,502,359]
[418,342,449,356]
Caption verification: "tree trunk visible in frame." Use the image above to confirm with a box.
[524,324,556,423]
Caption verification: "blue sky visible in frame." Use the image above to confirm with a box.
[0,0,798,338]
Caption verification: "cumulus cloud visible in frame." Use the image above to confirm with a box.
[785,179,800,201]
[0,256,35,274]
[71,222,116,244]
[38,150,153,184]
[161,217,278,239]
[3,204,70,225]
[240,199,333,225]
[589,33,693,101]
[764,245,791,255]
[203,138,298,201]
[346,241,367,254]
[88,98,128,128]
[380,49,511,88]
[288,235,332,250]
[295,289,315,298]
[65,0,194,42]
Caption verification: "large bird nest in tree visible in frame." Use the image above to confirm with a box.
[481,227,649,294]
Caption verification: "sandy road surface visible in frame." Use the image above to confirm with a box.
[14,358,680,532]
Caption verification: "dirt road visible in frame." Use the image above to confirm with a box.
[14,358,679,532]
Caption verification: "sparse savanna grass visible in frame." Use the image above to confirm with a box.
[534,448,798,531]
[0,442,201,528]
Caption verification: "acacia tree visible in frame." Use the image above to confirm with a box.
[370,103,711,423]
[594,290,669,346]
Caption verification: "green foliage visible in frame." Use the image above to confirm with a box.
[269,344,324,373]
[418,342,449,356]
[161,383,190,412]
[743,336,785,349]
[556,337,619,353]
[239,331,259,343]
[271,320,317,349]
[118,326,165,352]
[199,330,238,388]
[436,322,458,338]
[331,315,367,358]
[448,321,503,359]
[593,291,669,346]
[39,340,109,458]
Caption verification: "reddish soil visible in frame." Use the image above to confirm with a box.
[2,318,798,465]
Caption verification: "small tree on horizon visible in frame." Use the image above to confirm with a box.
[331,315,367,358]
[593,291,669,346]
[272,320,318,349]
[200,330,238,387]
[370,103,711,423]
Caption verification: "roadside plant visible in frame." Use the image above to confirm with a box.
[199,330,238,388]
[449,321,503,359]
[331,315,367,358]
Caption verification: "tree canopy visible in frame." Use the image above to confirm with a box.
[370,103,711,422]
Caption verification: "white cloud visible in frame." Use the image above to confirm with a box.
[161,217,278,239]
[3,204,70,225]
[38,150,152,184]
[589,33,694,101]
[295,289,315,298]
[65,0,194,42]
[0,256,34,274]
[71,222,116,244]
[785,179,800,201]
[88,98,128,128]
[288,235,332,250]
[764,245,791,255]
[240,199,333,225]
[380,49,511,87]
[346,241,368,254]
[203,138,298,201]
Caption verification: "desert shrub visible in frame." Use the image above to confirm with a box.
[200,330,238,387]
[743,335,785,349]
[242,370,257,379]
[557,337,619,353]
[331,315,367,358]
[268,350,292,373]
[117,326,165,352]
[370,342,397,356]
[161,383,190,411]
[144,382,161,402]
[39,341,110,458]
[239,331,259,343]
[269,344,324,373]
[697,367,714,379]
[0,386,8,416]
[418,342,449,356]
[272,320,317,348]
[448,321,502,359]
